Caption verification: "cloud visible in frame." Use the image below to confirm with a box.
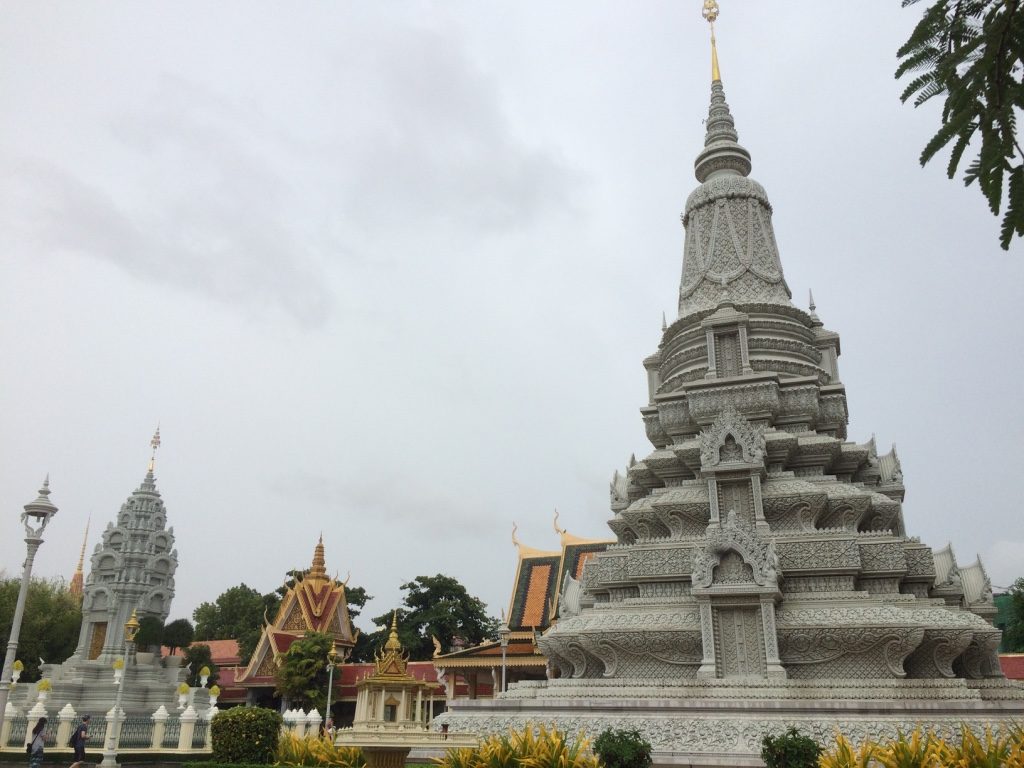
[330,23,583,235]
[268,470,497,539]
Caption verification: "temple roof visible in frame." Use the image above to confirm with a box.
[435,522,611,669]
[236,536,357,686]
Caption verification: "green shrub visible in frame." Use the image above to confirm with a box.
[210,707,282,764]
[593,728,652,768]
[760,728,821,768]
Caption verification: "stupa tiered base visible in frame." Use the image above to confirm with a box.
[443,677,1024,766]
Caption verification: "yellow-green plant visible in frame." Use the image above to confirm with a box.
[817,733,874,768]
[276,731,364,768]
[818,724,1024,768]
[930,725,1011,768]
[864,729,939,768]
[434,725,597,768]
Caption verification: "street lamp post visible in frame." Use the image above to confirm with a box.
[99,610,140,768]
[324,641,339,735]
[498,623,510,694]
[0,479,59,737]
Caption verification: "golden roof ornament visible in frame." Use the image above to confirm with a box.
[702,0,721,82]
[384,610,402,652]
[147,425,161,473]
[310,534,327,579]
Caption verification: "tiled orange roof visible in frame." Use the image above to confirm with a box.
[191,639,240,664]
[1000,654,1024,680]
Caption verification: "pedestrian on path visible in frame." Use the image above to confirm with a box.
[28,717,46,768]
[69,713,90,768]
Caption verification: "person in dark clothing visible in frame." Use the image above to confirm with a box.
[28,717,46,768]
[69,714,90,768]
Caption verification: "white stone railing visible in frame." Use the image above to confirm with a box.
[0,701,214,754]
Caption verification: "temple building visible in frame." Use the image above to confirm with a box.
[439,5,1024,764]
[9,432,190,716]
[235,537,358,709]
[433,519,611,698]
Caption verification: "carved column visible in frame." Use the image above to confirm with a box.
[707,478,720,524]
[697,599,717,679]
[705,330,717,378]
[759,597,786,679]
[750,475,769,534]
[738,325,753,374]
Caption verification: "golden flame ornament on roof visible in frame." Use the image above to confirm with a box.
[702,0,721,82]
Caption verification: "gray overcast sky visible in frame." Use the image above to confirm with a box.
[2,2,1022,636]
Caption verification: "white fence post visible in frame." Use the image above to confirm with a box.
[150,705,169,750]
[177,705,197,752]
[0,702,18,748]
[56,704,77,751]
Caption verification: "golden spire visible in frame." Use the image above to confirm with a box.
[310,534,327,579]
[69,516,90,604]
[147,425,161,473]
[702,0,721,82]
[384,610,402,652]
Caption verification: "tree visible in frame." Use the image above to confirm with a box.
[897,0,1024,249]
[275,631,332,713]
[364,574,500,662]
[133,616,164,651]
[183,643,220,687]
[193,583,281,665]
[163,618,195,655]
[0,577,81,682]
[1002,577,1024,651]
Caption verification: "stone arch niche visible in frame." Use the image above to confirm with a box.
[691,519,785,680]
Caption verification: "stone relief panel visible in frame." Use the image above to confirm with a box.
[692,519,777,589]
[779,627,924,679]
[904,629,975,679]
[690,383,779,424]
[626,545,694,579]
[440,712,1014,758]
[714,606,767,678]
[712,551,755,585]
[782,575,855,593]
[776,538,859,572]
[903,546,937,579]
[575,631,703,678]
[698,406,766,467]
[717,480,754,527]
[859,542,908,574]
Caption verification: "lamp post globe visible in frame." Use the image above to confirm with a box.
[325,640,340,734]
[498,623,511,694]
[0,479,59,737]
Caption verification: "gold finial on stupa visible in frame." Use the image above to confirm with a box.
[310,534,327,579]
[702,0,721,82]
[384,610,402,652]
[148,425,161,473]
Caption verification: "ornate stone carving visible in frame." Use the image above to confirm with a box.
[858,541,907,573]
[689,382,779,423]
[776,538,860,571]
[691,515,776,589]
[699,406,765,468]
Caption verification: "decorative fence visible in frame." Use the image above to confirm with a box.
[4,705,339,754]
[0,703,214,755]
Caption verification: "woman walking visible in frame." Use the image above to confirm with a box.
[28,717,47,768]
